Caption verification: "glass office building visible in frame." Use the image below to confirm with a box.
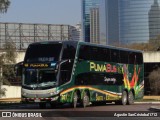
[119,0,160,44]
[99,0,119,45]
[83,0,160,45]
[81,0,100,42]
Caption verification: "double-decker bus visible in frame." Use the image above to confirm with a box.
[21,41,144,108]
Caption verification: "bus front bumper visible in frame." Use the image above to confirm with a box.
[21,96,59,103]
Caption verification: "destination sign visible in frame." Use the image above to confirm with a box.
[24,63,56,68]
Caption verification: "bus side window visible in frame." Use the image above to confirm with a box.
[119,50,129,64]
[110,49,120,63]
[136,53,143,64]
[103,48,111,62]
[129,52,136,64]
[90,47,99,61]
[78,45,90,60]
[62,43,76,60]
[59,61,73,85]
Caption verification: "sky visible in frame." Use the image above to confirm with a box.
[0,0,81,25]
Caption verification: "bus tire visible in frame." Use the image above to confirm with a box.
[73,92,78,108]
[82,91,90,108]
[127,91,134,105]
[39,102,46,109]
[121,91,127,105]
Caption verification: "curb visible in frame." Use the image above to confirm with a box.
[134,102,160,104]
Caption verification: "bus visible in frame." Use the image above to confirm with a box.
[21,41,144,108]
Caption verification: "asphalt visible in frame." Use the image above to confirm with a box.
[149,106,160,112]
[134,102,160,112]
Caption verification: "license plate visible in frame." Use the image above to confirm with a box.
[34,99,40,102]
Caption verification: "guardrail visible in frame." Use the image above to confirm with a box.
[0,98,21,102]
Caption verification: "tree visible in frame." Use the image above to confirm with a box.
[0,0,11,97]
[148,68,160,95]
[0,42,17,97]
[0,0,10,13]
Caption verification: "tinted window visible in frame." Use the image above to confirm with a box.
[102,48,111,62]
[75,72,123,85]
[128,52,136,64]
[59,60,74,85]
[136,53,143,64]
[119,50,129,64]
[25,43,62,62]
[110,49,120,63]
[62,43,77,60]
[78,45,111,62]
[90,46,102,61]
[78,45,90,60]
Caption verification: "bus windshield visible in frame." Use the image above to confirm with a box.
[24,43,62,63]
[23,69,57,88]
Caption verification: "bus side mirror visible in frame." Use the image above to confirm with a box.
[14,61,23,77]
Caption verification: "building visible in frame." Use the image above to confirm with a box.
[81,0,100,42]
[82,0,160,45]
[99,0,119,45]
[148,0,160,40]
[119,0,158,44]
[90,7,100,44]
[0,22,79,50]
[70,23,82,41]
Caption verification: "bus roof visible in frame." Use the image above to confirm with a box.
[78,41,143,53]
[29,40,143,53]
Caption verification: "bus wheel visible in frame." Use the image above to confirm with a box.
[39,103,46,109]
[82,91,90,108]
[73,92,78,108]
[127,91,134,105]
[121,91,127,105]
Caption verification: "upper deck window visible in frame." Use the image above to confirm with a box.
[24,43,62,62]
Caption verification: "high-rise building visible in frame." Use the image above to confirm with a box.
[148,0,160,40]
[119,0,160,44]
[82,0,160,45]
[99,0,119,45]
[81,0,100,42]
[90,7,100,44]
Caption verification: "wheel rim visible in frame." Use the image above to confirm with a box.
[128,92,134,104]
[122,91,127,105]
[73,92,78,108]
[83,92,89,108]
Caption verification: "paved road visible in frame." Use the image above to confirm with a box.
[0,103,160,120]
